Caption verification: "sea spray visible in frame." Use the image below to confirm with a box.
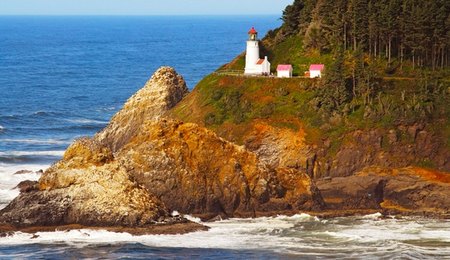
[0,215,448,258]
[0,163,45,209]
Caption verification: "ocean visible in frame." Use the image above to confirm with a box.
[0,16,449,259]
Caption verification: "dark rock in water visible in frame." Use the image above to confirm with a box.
[14,170,33,175]
[15,180,39,193]
[0,191,72,227]
[0,231,13,238]
[36,169,44,174]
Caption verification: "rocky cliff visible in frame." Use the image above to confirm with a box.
[0,67,190,232]
[1,65,448,235]
[316,167,450,217]
[95,66,189,152]
[0,67,323,234]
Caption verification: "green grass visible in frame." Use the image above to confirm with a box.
[170,25,450,174]
[264,35,334,76]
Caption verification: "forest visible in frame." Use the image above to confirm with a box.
[281,0,450,70]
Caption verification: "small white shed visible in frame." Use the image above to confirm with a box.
[309,64,325,78]
[277,64,293,78]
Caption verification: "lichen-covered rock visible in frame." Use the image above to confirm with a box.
[60,137,113,169]
[1,162,168,227]
[118,119,324,217]
[0,66,322,231]
[95,66,189,152]
[244,121,316,177]
[0,67,186,230]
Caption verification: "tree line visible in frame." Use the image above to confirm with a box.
[282,0,450,70]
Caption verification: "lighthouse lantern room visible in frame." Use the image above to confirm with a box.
[244,27,270,75]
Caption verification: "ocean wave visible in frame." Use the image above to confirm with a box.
[96,106,117,112]
[0,151,65,157]
[0,215,449,258]
[0,163,45,210]
[0,125,4,132]
[0,111,64,121]
[361,212,383,220]
[10,124,103,132]
[0,138,71,145]
[65,119,109,125]
[0,150,64,164]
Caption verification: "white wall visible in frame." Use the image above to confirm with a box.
[310,70,321,78]
[245,40,260,75]
[277,70,292,78]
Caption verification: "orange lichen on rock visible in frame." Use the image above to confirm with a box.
[402,167,450,184]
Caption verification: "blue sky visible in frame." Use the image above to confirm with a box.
[0,0,293,15]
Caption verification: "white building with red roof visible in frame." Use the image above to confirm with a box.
[277,64,293,78]
[245,27,271,75]
[309,64,325,78]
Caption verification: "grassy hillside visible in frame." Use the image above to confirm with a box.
[170,1,450,175]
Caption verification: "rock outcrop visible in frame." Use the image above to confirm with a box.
[95,66,189,152]
[313,126,449,179]
[117,119,323,218]
[0,67,189,231]
[244,121,316,177]
[316,167,450,217]
[1,162,168,227]
[0,66,323,233]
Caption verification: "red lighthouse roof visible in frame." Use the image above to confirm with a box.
[248,27,257,34]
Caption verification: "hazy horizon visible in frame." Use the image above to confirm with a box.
[0,0,292,16]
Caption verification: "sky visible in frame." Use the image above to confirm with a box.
[0,0,293,15]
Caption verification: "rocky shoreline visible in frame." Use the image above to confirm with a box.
[0,67,448,236]
[0,221,208,237]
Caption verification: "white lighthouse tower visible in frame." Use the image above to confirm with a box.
[245,27,270,75]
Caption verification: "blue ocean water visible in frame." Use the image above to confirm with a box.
[0,15,279,159]
[1,16,450,259]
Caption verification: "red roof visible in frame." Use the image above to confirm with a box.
[277,64,293,71]
[248,27,258,34]
[256,59,265,65]
[309,64,325,71]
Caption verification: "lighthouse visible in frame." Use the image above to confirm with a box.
[244,27,270,75]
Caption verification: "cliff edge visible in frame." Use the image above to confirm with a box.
[0,66,323,234]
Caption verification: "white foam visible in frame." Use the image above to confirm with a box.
[0,214,449,257]
[65,119,108,125]
[183,214,202,223]
[0,150,65,157]
[0,139,71,145]
[0,125,4,130]
[361,212,383,219]
[0,163,47,209]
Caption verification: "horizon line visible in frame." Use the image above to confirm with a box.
[0,13,282,17]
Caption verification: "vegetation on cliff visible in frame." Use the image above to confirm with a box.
[173,0,450,177]
[278,0,449,70]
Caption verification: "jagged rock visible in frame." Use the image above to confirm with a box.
[95,66,189,152]
[0,67,186,230]
[13,170,33,175]
[316,167,450,216]
[119,119,323,217]
[0,66,322,232]
[244,122,316,177]
[15,180,38,193]
[2,161,169,227]
[316,126,449,178]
